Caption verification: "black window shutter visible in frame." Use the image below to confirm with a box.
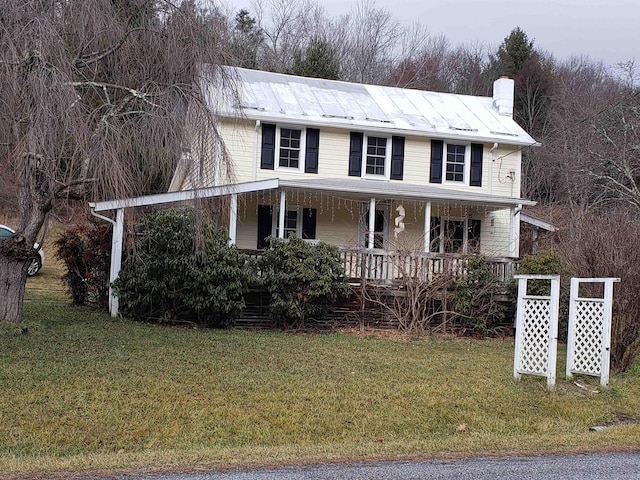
[302,208,317,239]
[348,132,363,177]
[430,140,443,183]
[260,124,276,170]
[305,128,320,174]
[390,136,405,180]
[470,143,483,187]
[257,205,273,249]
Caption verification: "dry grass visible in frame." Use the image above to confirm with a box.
[0,227,639,477]
[1,289,639,477]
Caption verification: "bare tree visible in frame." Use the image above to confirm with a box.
[586,97,640,211]
[337,0,402,84]
[0,0,232,322]
[252,0,327,73]
[521,56,623,205]
[556,209,640,372]
[386,34,451,91]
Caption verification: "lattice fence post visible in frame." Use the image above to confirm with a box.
[513,275,560,390]
[566,278,620,387]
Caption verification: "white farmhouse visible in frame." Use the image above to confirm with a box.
[171,67,536,261]
[92,67,538,315]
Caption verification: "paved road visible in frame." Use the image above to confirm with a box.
[123,452,640,480]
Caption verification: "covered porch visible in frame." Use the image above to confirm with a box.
[90,178,533,316]
[232,177,532,263]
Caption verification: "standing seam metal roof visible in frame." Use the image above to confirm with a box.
[212,66,538,147]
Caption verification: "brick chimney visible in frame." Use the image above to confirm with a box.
[493,76,514,117]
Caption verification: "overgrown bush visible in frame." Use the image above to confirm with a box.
[451,256,506,336]
[56,221,112,308]
[258,237,350,329]
[515,249,571,341]
[112,209,251,327]
[555,210,640,373]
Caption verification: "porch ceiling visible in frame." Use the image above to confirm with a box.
[89,177,534,213]
[279,178,536,208]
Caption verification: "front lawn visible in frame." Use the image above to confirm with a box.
[0,289,639,476]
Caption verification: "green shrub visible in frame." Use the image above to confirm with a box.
[515,249,570,341]
[112,209,251,327]
[258,237,350,329]
[56,221,112,308]
[451,256,507,336]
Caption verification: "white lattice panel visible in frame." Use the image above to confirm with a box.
[570,300,605,375]
[518,298,551,375]
[566,278,619,387]
[513,275,560,389]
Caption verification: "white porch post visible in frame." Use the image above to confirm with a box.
[278,190,286,239]
[368,197,376,249]
[229,193,238,246]
[109,208,125,317]
[510,205,521,257]
[424,201,431,252]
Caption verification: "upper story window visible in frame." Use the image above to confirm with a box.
[261,124,319,174]
[445,143,468,183]
[349,132,405,180]
[364,136,389,177]
[430,139,484,187]
[278,127,303,170]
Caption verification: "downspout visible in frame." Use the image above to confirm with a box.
[511,204,523,258]
[90,206,116,228]
[489,142,498,195]
[253,120,261,181]
[513,204,523,216]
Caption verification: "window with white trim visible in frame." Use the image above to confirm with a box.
[444,142,470,183]
[273,207,301,239]
[363,135,390,179]
[278,127,303,170]
[430,217,481,253]
[273,126,305,171]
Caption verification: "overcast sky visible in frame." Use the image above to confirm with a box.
[225,0,638,67]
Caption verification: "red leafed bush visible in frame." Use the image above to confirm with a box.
[56,221,111,308]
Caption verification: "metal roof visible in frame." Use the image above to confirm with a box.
[520,213,558,231]
[210,67,538,147]
[91,178,533,211]
[279,178,535,207]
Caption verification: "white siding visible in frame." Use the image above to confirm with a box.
[221,119,255,184]
[481,208,514,257]
[234,192,513,257]
[206,121,523,202]
[183,121,523,257]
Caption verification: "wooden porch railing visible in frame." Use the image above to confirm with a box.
[340,249,517,283]
[240,248,518,283]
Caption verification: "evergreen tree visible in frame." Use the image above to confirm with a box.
[230,9,263,69]
[491,27,535,78]
[291,36,341,80]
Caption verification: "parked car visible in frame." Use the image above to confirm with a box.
[0,224,45,276]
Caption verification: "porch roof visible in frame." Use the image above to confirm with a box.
[279,178,536,207]
[89,177,534,212]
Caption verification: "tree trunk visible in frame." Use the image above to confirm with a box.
[0,253,28,323]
